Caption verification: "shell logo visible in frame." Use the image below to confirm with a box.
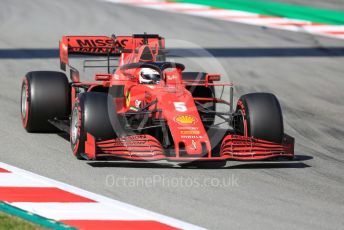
[174,115,197,125]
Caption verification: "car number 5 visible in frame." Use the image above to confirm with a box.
[174,102,187,112]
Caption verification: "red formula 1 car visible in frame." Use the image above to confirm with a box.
[21,34,294,167]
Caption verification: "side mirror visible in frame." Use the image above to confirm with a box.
[95,74,112,81]
[70,68,80,83]
[207,74,221,82]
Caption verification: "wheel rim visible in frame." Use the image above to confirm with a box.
[71,107,79,145]
[238,109,248,137]
[234,109,247,137]
[21,83,27,119]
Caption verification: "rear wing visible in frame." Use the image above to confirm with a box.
[59,34,165,71]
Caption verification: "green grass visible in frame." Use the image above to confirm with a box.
[173,0,344,25]
[0,212,47,230]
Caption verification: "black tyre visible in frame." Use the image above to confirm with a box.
[21,71,70,132]
[235,93,284,143]
[70,92,120,159]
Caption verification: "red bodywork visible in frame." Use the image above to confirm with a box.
[60,34,294,161]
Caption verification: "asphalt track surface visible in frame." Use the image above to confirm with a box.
[0,0,344,229]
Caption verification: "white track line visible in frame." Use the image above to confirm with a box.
[11,203,150,220]
[0,173,54,187]
[0,162,204,229]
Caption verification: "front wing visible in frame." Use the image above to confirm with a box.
[83,133,294,161]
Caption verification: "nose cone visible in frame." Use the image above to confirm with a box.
[157,90,211,157]
[183,139,207,156]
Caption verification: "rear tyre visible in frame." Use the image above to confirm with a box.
[234,93,284,143]
[21,71,70,132]
[71,92,120,160]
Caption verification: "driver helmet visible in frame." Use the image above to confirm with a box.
[139,68,161,84]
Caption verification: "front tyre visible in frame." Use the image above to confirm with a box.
[234,93,284,143]
[71,92,119,160]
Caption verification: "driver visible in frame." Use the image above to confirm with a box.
[139,68,161,84]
